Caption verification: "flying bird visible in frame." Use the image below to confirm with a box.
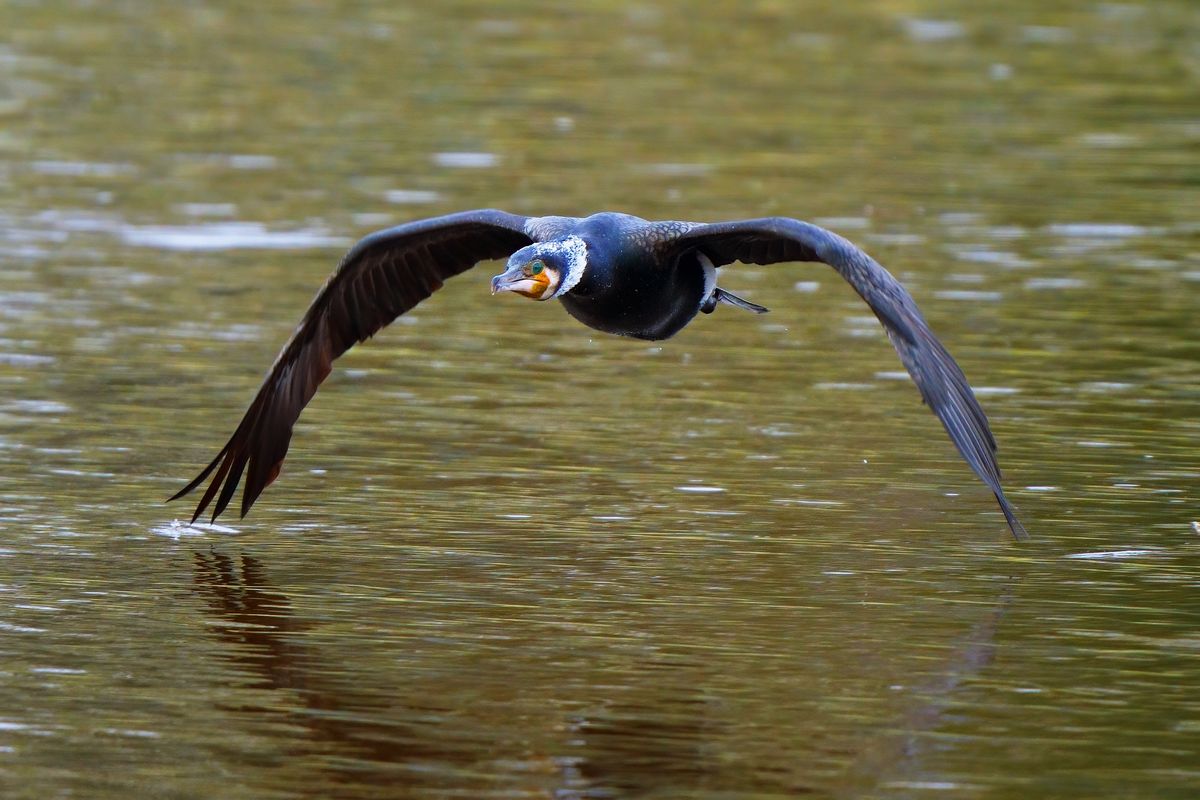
[171,210,1027,539]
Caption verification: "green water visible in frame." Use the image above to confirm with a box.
[2,1,1198,797]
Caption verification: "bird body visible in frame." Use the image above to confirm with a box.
[172,209,1028,539]
[550,212,711,339]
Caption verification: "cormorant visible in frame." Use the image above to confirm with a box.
[171,210,1027,539]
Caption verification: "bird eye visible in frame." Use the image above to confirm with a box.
[530,261,544,275]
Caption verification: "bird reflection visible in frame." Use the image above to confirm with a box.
[192,551,309,691]
[192,551,453,792]
[846,580,1019,792]
[558,685,720,796]
[192,551,791,797]
[553,687,811,798]
[193,550,1010,796]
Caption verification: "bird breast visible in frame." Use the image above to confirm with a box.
[557,251,708,341]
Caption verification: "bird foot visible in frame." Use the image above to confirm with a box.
[702,287,769,315]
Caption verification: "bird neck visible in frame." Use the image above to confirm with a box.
[549,235,589,298]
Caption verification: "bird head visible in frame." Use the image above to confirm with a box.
[491,237,586,301]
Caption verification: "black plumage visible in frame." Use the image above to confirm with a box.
[172,210,1027,539]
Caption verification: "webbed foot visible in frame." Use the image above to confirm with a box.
[703,287,768,315]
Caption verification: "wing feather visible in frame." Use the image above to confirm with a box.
[667,218,1027,539]
[171,209,533,522]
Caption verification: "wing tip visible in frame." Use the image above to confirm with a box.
[995,492,1029,541]
[167,448,230,524]
[168,443,243,527]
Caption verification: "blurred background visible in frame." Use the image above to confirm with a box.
[1,1,1198,797]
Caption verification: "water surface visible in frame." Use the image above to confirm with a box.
[2,1,1199,797]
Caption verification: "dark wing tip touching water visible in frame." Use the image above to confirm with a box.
[668,218,1028,540]
[169,209,532,524]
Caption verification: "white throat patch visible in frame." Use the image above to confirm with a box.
[547,236,588,298]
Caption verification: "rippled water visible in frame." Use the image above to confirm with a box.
[2,1,1199,798]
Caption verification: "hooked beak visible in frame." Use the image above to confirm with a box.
[491,265,550,299]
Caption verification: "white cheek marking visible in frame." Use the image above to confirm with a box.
[549,236,587,298]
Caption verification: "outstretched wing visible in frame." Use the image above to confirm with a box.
[171,209,533,523]
[665,218,1027,539]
